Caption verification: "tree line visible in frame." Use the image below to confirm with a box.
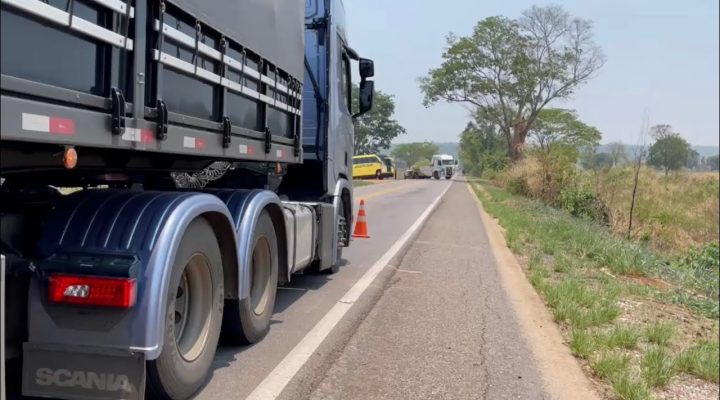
[416,4,716,176]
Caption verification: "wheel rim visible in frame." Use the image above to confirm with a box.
[174,253,213,362]
[250,237,272,316]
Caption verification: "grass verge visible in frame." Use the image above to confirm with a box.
[470,181,719,399]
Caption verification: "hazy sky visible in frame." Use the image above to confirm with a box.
[344,0,719,146]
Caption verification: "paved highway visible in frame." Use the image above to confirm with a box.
[8,178,595,399]
[197,178,597,400]
[196,179,452,399]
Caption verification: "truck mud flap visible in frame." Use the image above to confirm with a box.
[22,343,145,400]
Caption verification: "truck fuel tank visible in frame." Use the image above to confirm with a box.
[282,202,317,273]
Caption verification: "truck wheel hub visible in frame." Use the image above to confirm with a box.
[174,254,213,362]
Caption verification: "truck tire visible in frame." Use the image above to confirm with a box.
[147,217,224,400]
[433,171,439,179]
[375,170,383,180]
[223,211,278,344]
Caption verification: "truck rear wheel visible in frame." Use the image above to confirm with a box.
[223,211,278,344]
[147,217,224,400]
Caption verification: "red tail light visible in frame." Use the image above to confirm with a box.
[48,274,136,308]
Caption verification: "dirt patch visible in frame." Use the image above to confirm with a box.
[630,275,671,291]
[655,375,720,400]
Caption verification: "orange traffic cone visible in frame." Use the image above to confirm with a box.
[352,199,370,238]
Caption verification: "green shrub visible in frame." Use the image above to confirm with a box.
[675,242,720,300]
[506,176,529,196]
[559,188,610,225]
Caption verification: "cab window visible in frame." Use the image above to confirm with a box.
[339,48,352,114]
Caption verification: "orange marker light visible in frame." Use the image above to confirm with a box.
[63,147,78,169]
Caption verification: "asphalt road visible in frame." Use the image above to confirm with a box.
[195,179,452,399]
[7,178,583,399]
[300,180,549,400]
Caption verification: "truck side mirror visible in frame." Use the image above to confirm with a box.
[359,58,374,79]
[353,80,374,118]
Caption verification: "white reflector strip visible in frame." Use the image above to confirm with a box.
[183,136,205,149]
[121,128,155,143]
[276,149,283,158]
[183,136,196,148]
[22,113,50,132]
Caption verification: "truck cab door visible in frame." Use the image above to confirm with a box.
[330,36,354,183]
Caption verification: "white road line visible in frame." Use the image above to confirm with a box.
[245,182,452,400]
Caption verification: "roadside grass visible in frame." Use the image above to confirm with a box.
[471,181,720,399]
[570,329,598,359]
[676,341,720,382]
[592,352,631,379]
[604,326,640,350]
[644,322,676,347]
[610,373,651,400]
[640,346,676,388]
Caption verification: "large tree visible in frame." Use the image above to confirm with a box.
[647,125,691,175]
[352,85,406,154]
[391,142,439,169]
[420,5,605,161]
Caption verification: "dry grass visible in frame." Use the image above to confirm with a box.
[496,160,719,255]
[594,168,719,255]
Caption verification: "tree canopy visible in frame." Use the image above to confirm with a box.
[420,5,604,161]
[647,125,691,175]
[458,109,509,176]
[390,142,439,169]
[352,85,406,155]
[527,108,601,153]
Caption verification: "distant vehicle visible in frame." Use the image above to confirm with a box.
[431,154,456,179]
[404,163,432,179]
[353,154,390,179]
[379,155,397,179]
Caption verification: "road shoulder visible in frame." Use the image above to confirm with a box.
[465,182,600,400]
